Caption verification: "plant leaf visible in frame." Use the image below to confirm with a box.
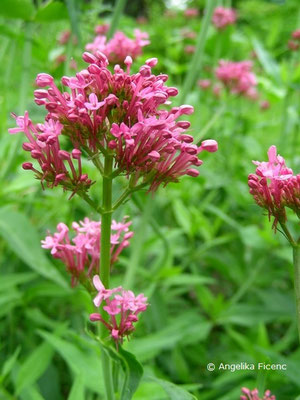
[0,207,68,288]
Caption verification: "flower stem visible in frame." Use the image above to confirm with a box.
[100,155,113,288]
[99,154,115,400]
[293,244,300,343]
[107,0,127,39]
[179,0,217,103]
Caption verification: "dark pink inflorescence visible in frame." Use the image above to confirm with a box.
[248,145,300,229]
[9,111,93,196]
[212,7,237,30]
[215,60,257,99]
[41,217,133,287]
[86,29,149,64]
[241,387,276,400]
[90,275,148,346]
[9,52,217,193]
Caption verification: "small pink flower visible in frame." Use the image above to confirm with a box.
[86,29,150,64]
[84,93,103,110]
[90,276,148,345]
[184,45,196,54]
[288,40,299,51]
[94,23,110,35]
[240,387,276,400]
[260,100,270,110]
[184,8,199,18]
[212,7,237,30]
[216,60,257,98]
[41,217,133,287]
[197,79,211,90]
[248,146,299,230]
[292,29,300,40]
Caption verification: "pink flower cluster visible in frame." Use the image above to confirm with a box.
[241,387,275,400]
[288,29,300,51]
[86,29,149,64]
[215,60,257,98]
[212,7,237,30]
[41,217,133,286]
[248,146,300,229]
[90,275,148,345]
[8,112,93,196]
[95,23,110,35]
[9,52,217,193]
[184,8,199,18]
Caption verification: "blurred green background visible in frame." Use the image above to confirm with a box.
[0,0,300,399]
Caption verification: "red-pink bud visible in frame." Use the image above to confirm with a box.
[58,150,71,160]
[186,169,199,177]
[200,139,218,153]
[36,73,54,87]
[72,149,82,159]
[22,162,33,170]
[145,58,158,67]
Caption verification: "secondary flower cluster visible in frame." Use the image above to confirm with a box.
[288,28,300,51]
[241,387,275,400]
[215,60,257,99]
[9,52,217,193]
[184,8,199,18]
[90,275,148,345]
[248,145,300,229]
[9,112,93,196]
[41,217,133,286]
[86,29,149,64]
[212,7,237,30]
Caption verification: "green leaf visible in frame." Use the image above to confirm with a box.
[163,274,214,287]
[0,272,37,291]
[16,342,54,394]
[0,0,35,20]
[34,0,68,22]
[172,199,191,236]
[1,346,21,380]
[68,375,85,400]
[252,37,281,83]
[38,330,104,394]
[119,347,143,400]
[101,343,143,400]
[0,207,68,288]
[146,376,196,400]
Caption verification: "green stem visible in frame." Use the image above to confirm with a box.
[179,0,217,103]
[99,155,115,400]
[107,0,127,39]
[293,245,300,343]
[100,155,113,287]
[279,221,296,247]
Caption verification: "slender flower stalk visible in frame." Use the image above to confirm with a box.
[294,245,300,342]
[180,0,217,103]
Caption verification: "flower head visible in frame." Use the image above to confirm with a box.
[41,217,133,287]
[90,275,148,345]
[184,8,199,18]
[212,7,237,30]
[86,29,149,64]
[216,60,257,98]
[240,387,276,400]
[10,53,217,193]
[248,145,300,230]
